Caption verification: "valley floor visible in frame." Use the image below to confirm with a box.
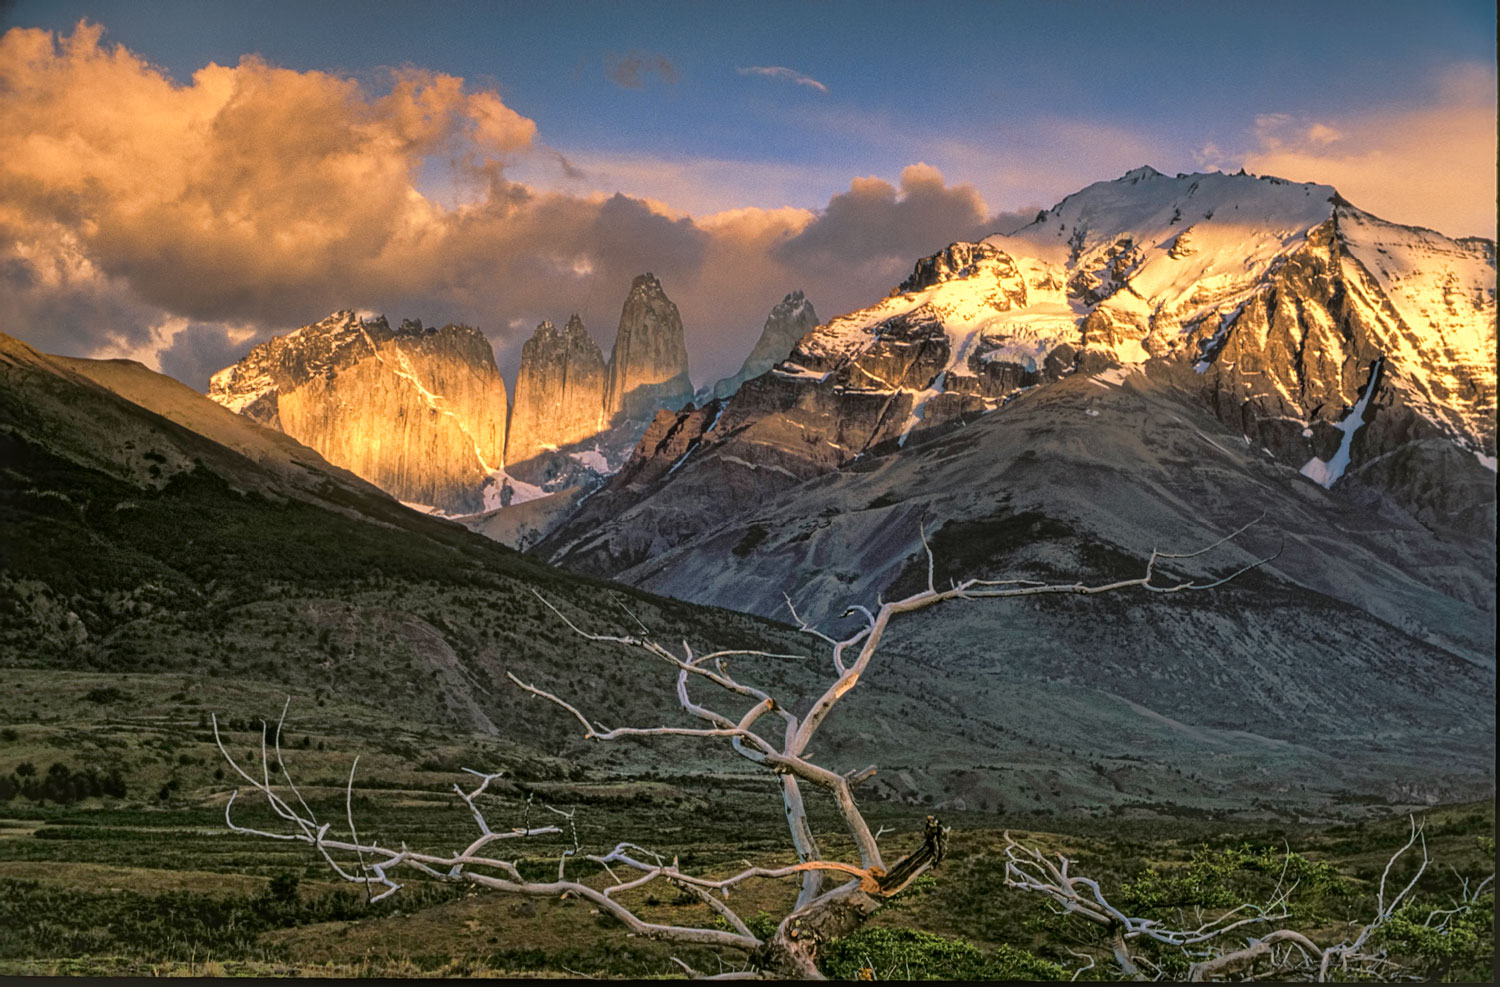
[0,669,1491,980]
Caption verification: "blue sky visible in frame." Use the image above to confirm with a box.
[8,0,1495,214]
[1,0,1494,386]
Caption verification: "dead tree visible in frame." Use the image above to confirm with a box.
[1002,817,1493,981]
[217,518,1283,979]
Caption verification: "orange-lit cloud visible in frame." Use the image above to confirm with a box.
[1239,64,1496,240]
[3,22,1033,389]
[0,20,540,328]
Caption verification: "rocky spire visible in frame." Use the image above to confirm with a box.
[506,315,608,467]
[710,290,820,400]
[604,273,693,422]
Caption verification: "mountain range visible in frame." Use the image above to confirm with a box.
[541,168,1493,572]
[3,166,1494,814]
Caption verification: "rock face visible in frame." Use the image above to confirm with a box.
[538,168,1495,577]
[505,315,607,469]
[708,291,821,400]
[604,273,693,423]
[208,311,508,514]
[203,275,705,522]
[541,366,1495,810]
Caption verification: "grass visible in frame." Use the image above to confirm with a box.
[0,668,1491,979]
[0,707,1491,981]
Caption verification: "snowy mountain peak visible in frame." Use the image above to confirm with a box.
[897,241,1011,293]
[752,168,1493,530]
[1002,168,1338,267]
[1117,164,1165,183]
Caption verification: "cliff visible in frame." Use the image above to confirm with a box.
[506,315,608,469]
[208,311,509,514]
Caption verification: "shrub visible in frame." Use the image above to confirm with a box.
[820,927,1066,980]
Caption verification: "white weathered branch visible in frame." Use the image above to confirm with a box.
[1002,815,1491,983]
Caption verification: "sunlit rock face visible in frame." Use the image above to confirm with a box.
[708,291,821,401]
[506,315,608,469]
[604,273,693,423]
[208,311,508,514]
[537,168,1496,577]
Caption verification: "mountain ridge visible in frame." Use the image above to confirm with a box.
[537,168,1495,578]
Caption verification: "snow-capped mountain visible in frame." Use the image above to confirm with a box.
[792,166,1493,479]
[537,167,1494,574]
[520,169,1496,806]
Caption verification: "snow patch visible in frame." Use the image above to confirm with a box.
[897,372,946,447]
[568,448,610,473]
[1299,359,1383,489]
[481,470,549,511]
[772,362,832,382]
[399,500,452,517]
[717,454,797,478]
[1091,366,1135,387]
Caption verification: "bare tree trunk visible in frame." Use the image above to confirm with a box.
[756,882,883,979]
[781,774,824,910]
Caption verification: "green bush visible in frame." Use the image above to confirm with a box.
[820,927,1066,980]
[1375,890,1495,982]
[0,762,127,804]
[1121,843,1346,915]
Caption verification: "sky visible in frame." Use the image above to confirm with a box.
[1,0,1495,391]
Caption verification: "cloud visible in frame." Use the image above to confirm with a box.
[156,322,268,391]
[776,163,1031,269]
[0,22,1049,388]
[736,65,828,93]
[549,148,587,180]
[1241,64,1497,239]
[786,103,1172,226]
[0,223,171,360]
[606,51,678,89]
[1304,122,1343,145]
[0,21,541,329]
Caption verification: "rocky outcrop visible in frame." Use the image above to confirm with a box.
[505,315,607,469]
[604,273,693,423]
[708,291,820,400]
[208,311,508,514]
